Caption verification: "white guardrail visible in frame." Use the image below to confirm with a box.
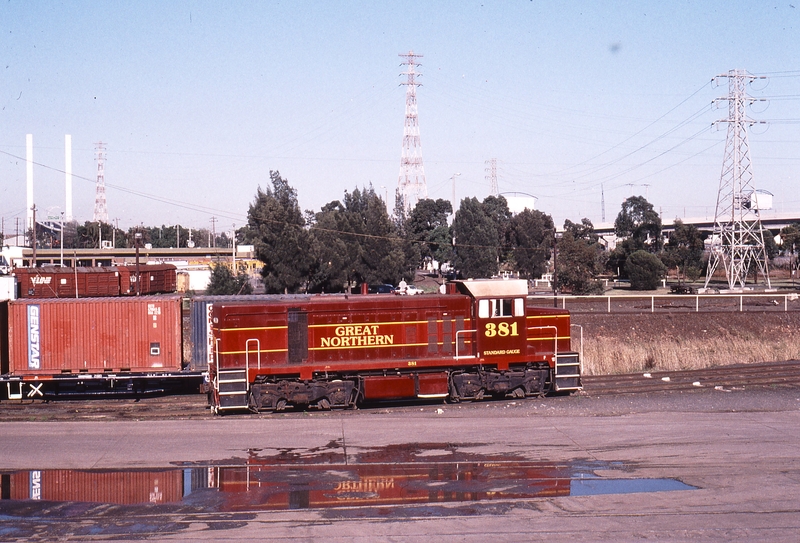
[527,292,800,313]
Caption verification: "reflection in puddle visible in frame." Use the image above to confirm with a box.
[0,443,695,513]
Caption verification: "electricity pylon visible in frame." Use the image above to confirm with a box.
[704,69,771,290]
[397,51,427,214]
[93,142,109,224]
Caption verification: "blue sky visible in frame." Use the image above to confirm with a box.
[1,1,799,232]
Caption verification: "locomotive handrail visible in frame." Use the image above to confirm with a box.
[455,329,477,360]
[245,338,260,370]
[570,324,583,373]
[213,338,220,392]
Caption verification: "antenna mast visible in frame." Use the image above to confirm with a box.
[397,50,427,214]
[704,69,770,290]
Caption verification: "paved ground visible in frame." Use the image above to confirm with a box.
[1,387,799,541]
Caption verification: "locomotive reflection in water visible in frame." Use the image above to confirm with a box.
[0,278,582,412]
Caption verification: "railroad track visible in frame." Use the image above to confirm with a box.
[2,361,798,421]
[581,360,800,395]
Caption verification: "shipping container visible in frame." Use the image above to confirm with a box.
[6,295,183,376]
[189,295,312,372]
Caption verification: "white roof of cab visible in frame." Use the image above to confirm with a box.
[456,279,529,298]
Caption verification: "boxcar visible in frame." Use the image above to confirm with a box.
[117,264,177,295]
[14,266,121,298]
[207,279,580,413]
[12,264,177,298]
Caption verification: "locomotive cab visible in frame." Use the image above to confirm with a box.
[453,280,528,369]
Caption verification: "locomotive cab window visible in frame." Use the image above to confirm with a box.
[478,298,525,318]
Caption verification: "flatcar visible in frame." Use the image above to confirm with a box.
[208,279,581,413]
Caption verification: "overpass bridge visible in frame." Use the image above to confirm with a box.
[13,246,245,268]
[592,211,800,236]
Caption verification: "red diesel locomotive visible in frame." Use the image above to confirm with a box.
[208,279,581,413]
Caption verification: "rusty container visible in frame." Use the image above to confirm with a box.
[6,295,183,376]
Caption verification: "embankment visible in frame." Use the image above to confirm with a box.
[571,312,800,375]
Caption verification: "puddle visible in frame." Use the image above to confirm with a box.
[0,443,695,514]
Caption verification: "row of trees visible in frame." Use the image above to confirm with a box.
[240,172,800,294]
[239,171,561,294]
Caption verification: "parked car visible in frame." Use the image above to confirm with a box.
[368,284,395,294]
[395,285,424,295]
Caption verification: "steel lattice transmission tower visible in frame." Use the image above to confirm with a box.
[704,70,770,290]
[485,158,499,196]
[93,142,109,223]
[397,50,426,214]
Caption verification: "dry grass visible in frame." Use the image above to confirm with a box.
[580,336,800,375]
[571,312,800,376]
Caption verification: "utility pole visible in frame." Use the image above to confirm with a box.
[397,50,427,214]
[485,158,499,197]
[210,216,217,248]
[704,69,771,290]
[60,212,64,267]
[31,204,37,267]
